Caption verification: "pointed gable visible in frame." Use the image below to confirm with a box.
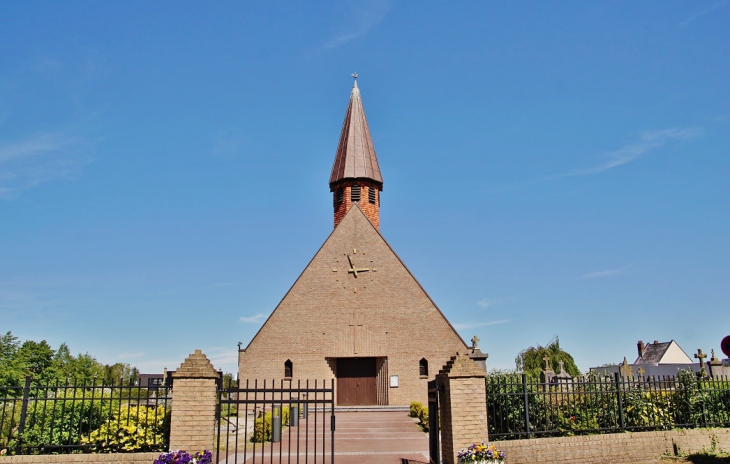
[329,80,383,186]
[243,204,464,355]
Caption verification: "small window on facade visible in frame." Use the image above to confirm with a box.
[284,360,293,378]
[368,187,376,204]
[351,184,361,202]
[336,187,344,204]
[419,358,428,377]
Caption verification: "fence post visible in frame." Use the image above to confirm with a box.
[169,350,220,453]
[436,352,488,464]
[427,379,440,464]
[614,372,625,430]
[522,373,531,439]
[15,376,32,454]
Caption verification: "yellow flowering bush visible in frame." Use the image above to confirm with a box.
[82,405,170,452]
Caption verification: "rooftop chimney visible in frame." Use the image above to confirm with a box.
[637,340,645,358]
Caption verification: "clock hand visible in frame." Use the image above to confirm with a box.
[347,254,357,277]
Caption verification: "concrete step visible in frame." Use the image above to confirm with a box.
[335,405,410,412]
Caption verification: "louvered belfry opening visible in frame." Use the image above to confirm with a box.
[351,184,361,202]
[368,186,376,204]
[329,78,383,229]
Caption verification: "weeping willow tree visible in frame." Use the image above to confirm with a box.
[515,336,581,378]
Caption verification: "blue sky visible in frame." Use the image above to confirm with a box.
[1,1,728,375]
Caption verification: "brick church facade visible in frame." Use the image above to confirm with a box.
[238,79,466,406]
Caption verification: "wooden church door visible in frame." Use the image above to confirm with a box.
[336,357,377,405]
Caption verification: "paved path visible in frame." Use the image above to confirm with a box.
[218,410,429,464]
[334,411,429,464]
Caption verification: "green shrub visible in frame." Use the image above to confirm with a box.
[417,406,429,432]
[10,392,109,454]
[409,401,423,418]
[251,406,291,443]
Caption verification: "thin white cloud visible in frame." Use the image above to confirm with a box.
[239,313,267,323]
[558,127,702,178]
[582,264,633,279]
[133,359,181,373]
[323,0,391,49]
[0,131,94,199]
[680,2,726,28]
[453,319,509,330]
[476,296,514,308]
[118,351,146,360]
[204,347,239,373]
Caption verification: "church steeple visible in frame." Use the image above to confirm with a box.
[330,75,383,229]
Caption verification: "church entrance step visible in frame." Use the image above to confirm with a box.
[335,405,409,412]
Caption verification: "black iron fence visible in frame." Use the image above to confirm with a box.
[486,371,730,440]
[217,379,335,464]
[0,376,171,455]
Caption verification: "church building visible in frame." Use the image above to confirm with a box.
[238,78,467,406]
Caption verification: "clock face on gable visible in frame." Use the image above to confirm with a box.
[331,248,378,292]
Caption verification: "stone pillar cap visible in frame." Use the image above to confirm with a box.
[437,352,486,378]
[172,349,219,379]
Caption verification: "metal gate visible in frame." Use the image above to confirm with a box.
[217,379,335,464]
[427,379,440,464]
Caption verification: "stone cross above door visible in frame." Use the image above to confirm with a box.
[348,311,364,354]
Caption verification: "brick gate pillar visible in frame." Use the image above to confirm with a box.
[436,353,488,464]
[169,350,219,452]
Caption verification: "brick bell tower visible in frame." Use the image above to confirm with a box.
[330,75,383,229]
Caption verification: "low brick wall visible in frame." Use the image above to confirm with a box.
[0,453,158,464]
[496,428,730,464]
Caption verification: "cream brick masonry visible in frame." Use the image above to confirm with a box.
[239,204,467,406]
[496,428,730,464]
[436,353,489,464]
[169,350,219,453]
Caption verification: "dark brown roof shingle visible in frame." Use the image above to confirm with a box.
[329,80,383,186]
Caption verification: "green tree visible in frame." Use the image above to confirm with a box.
[0,331,24,387]
[49,344,100,383]
[515,337,581,378]
[102,363,139,385]
[17,340,55,384]
[222,372,238,389]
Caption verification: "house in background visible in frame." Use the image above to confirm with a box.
[136,373,166,389]
[591,340,703,378]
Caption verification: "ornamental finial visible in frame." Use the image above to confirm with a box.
[352,72,358,88]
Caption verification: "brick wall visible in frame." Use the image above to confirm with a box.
[168,378,217,452]
[437,354,489,464]
[0,453,158,464]
[169,350,219,452]
[495,428,730,464]
[332,181,380,229]
[239,205,467,406]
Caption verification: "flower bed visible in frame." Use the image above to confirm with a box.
[154,450,212,464]
[457,442,506,463]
